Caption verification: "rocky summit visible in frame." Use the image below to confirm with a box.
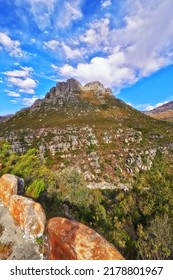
[1,79,173,260]
[32,78,112,109]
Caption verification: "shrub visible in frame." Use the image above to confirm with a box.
[26,179,45,198]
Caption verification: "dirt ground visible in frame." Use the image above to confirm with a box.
[0,201,42,260]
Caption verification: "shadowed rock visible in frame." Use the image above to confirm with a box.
[44,217,124,260]
[45,78,83,99]
[9,195,46,239]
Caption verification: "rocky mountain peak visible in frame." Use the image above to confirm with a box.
[45,78,83,100]
[84,81,105,90]
[56,78,83,95]
[32,78,113,108]
[84,81,112,96]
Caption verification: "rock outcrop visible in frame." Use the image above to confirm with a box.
[0,174,24,207]
[32,78,112,108]
[0,203,41,259]
[44,217,124,260]
[84,81,112,96]
[9,195,46,239]
[0,173,46,239]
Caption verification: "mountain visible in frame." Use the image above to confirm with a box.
[145,101,173,122]
[1,78,173,260]
[0,78,173,188]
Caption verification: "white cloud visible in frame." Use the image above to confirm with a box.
[101,0,112,8]
[21,97,38,106]
[80,18,110,49]
[59,47,136,89]
[44,40,83,60]
[51,64,58,70]
[43,40,59,51]
[10,96,38,106]
[62,43,82,59]
[31,38,36,43]
[4,66,37,94]
[26,0,56,30]
[57,1,82,28]
[5,90,21,97]
[59,0,173,91]
[0,32,25,57]
[110,0,173,77]
[4,67,34,78]
[136,101,169,111]
[7,77,36,94]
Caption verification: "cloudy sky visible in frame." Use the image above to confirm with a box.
[0,0,173,115]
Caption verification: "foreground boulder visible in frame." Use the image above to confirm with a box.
[45,217,124,260]
[0,174,24,207]
[9,195,46,239]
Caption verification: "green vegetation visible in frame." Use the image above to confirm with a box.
[1,140,173,259]
[25,179,45,198]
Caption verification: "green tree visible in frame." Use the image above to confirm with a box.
[56,168,90,208]
[137,215,173,259]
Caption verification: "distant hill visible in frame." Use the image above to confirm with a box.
[144,101,173,122]
[0,114,13,123]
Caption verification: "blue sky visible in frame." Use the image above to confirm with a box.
[0,0,173,115]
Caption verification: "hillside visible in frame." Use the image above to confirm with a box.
[1,79,173,259]
[0,79,173,187]
[145,101,173,122]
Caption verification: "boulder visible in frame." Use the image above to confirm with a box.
[0,174,24,207]
[44,217,124,260]
[9,195,46,239]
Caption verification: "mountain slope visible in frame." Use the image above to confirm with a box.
[0,78,173,189]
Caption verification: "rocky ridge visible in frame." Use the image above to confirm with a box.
[32,79,112,109]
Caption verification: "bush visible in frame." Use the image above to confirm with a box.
[56,168,90,208]
[26,179,45,198]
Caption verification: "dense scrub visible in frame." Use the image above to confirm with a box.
[1,141,173,259]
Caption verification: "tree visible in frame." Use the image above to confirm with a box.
[137,215,173,259]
